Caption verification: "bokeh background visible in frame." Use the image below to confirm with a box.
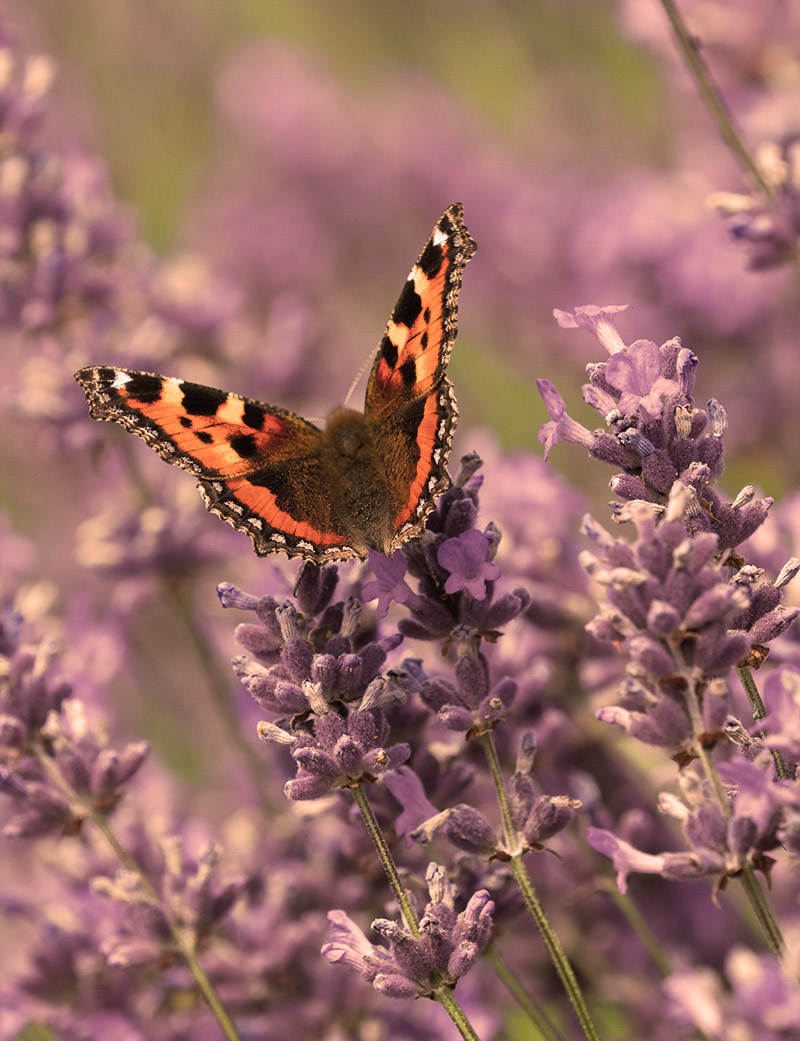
[3,1,800,1038]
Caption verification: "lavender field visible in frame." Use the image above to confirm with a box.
[1,2,800,1039]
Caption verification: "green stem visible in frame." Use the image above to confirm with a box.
[485,946,567,1041]
[350,785,421,937]
[349,786,482,1041]
[480,733,602,1041]
[432,986,483,1041]
[33,744,243,1041]
[738,867,784,958]
[656,0,773,197]
[508,856,601,1041]
[605,886,673,978]
[736,664,792,780]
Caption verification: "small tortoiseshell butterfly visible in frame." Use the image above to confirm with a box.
[75,203,476,563]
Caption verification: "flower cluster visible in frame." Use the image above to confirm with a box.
[322,863,494,999]
[410,732,579,858]
[709,138,800,270]
[0,607,148,837]
[220,566,409,800]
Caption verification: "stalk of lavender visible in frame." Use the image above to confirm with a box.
[655,0,772,199]
[538,304,797,960]
[655,0,800,269]
[222,565,490,1040]
[366,462,603,1039]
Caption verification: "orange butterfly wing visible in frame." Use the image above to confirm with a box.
[365,202,476,543]
[74,367,353,559]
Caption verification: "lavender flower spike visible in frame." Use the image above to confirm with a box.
[322,864,494,998]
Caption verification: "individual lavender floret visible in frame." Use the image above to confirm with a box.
[322,863,493,998]
[0,613,148,836]
[537,305,774,552]
[220,566,409,799]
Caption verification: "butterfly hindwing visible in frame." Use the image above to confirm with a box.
[365,203,476,544]
[74,366,354,560]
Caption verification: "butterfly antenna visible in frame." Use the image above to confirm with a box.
[342,347,377,408]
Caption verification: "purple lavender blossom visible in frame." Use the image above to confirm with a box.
[322,864,493,998]
[7,9,800,1040]
[663,945,800,1039]
[221,575,409,798]
[0,612,148,837]
[541,308,797,767]
[587,750,794,893]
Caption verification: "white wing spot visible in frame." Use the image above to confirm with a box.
[111,371,132,389]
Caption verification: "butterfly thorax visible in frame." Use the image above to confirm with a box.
[323,406,395,555]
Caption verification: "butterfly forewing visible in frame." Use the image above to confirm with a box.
[364,203,476,541]
[75,366,354,560]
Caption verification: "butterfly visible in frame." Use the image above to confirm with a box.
[75,203,476,563]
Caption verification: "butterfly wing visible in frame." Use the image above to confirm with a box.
[364,203,476,548]
[74,366,357,561]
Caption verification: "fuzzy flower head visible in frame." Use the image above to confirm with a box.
[538,306,773,552]
[220,564,409,800]
[584,489,798,761]
[322,863,493,998]
[589,754,798,895]
[0,613,148,837]
[410,733,579,858]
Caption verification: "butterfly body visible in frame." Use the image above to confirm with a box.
[75,204,475,562]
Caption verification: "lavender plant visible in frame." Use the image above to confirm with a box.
[3,2,800,1040]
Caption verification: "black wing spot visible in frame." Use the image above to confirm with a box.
[417,240,444,279]
[125,373,165,404]
[180,416,193,429]
[424,307,431,323]
[195,430,214,445]
[249,467,292,505]
[392,280,423,328]
[181,382,227,417]
[230,433,259,459]
[380,333,398,369]
[242,402,265,430]
[400,357,417,388]
[420,331,428,349]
